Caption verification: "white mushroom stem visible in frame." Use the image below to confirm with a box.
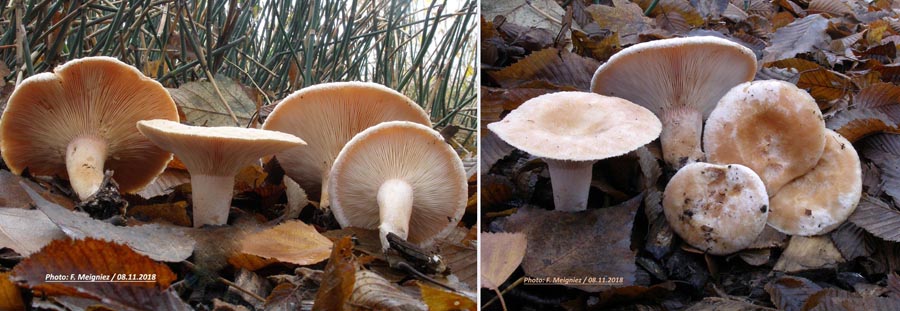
[66,136,108,200]
[545,159,596,212]
[661,107,704,168]
[319,173,331,211]
[190,173,235,227]
[377,179,414,250]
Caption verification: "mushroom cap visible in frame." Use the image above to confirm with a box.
[663,162,769,255]
[767,130,862,236]
[590,36,757,118]
[329,121,467,247]
[136,120,306,176]
[703,80,827,194]
[261,82,430,197]
[486,92,661,161]
[0,56,179,193]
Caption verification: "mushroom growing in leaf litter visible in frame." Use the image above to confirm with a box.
[328,121,466,250]
[487,91,661,212]
[0,56,179,200]
[590,36,757,168]
[262,82,431,210]
[767,130,862,236]
[704,80,827,194]
[663,162,769,255]
[137,120,305,227]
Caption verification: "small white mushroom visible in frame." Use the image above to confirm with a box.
[663,163,769,255]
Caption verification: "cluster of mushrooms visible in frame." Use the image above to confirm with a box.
[0,56,467,250]
[490,36,862,255]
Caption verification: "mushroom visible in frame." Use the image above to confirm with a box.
[328,121,466,250]
[767,130,861,236]
[0,56,179,200]
[590,36,757,168]
[703,80,826,194]
[486,92,661,212]
[261,82,430,209]
[663,162,769,255]
[136,120,305,227]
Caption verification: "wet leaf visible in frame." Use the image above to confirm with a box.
[239,220,332,266]
[348,270,426,311]
[0,208,65,256]
[849,195,900,242]
[10,238,188,310]
[480,232,526,290]
[0,272,24,310]
[765,275,823,311]
[168,75,256,127]
[773,236,845,272]
[311,236,357,311]
[488,48,601,91]
[419,281,476,311]
[499,195,641,292]
[763,14,831,63]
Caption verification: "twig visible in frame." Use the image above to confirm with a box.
[182,261,265,302]
[482,276,524,310]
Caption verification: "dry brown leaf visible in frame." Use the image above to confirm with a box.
[481,174,515,209]
[773,236,845,273]
[126,201,191,227]
[765,275,823,311]
[10,238,188,310]
[763,14,830,63]
[482,0,566,43]
[0,272,24,310]
[586,0,654,44]
[807,294,900,311]
[263,277,316,311]
[849,195,900,241]
[0,208,65,256]
[690,0,729,19]
[767,58,854,106]
[135,169,190,199]
[808,0,852,16]
[572,30,621,61]
[239,220,332,266]
[228,253,279,271]
[168,75,256,127]
[636,0,704,26]
[487,48,601,90]
[436,232,477,289]
[830,222,873,261]
[22,182,195,262]
[347,270,426,311]
[311,236,357,311]
[419,281,476,311]
[684,297,775,310]
[499,195,641,292]
[738,249,771,266]
[228,269,269,309]
[867,20,890,46]
[480,232,526,290]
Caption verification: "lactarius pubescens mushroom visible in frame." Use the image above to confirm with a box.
[767,130,861,236]
[262,82,430,209]
[137,120,305,227]
[0,56,179,200]
[487,92,661,212]
[590,36,756,168]
[663,163,768,255]
[704,80,826,194]
[329,121,466,250]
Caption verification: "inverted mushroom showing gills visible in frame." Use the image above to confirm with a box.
[663,163,768,255]
[329,121,466,250]
[137,120,305,227]
[262,82,431,209]
[704,80,826,194]
[0,56,179,200]
[767,130,862,236]
[487,92,661,212]
[590,36,757,168]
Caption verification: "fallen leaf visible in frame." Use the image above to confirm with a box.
[283,176,309,219]
[737,249,771,266]
[763,14,831,63]
[572,30,621,61]
[419,281,476,311]
[21,182,196,262]
[347,270,427,311]
[808,0,852,16]
[228,269,269,309]
[126,201,191,227]
[264,278,316,311]
[849,195,900,242]
[168,75,256,127]
[480,232,526,290]
[239,220,332,265]
[765,275,823,311]
[747,225,788,249]
[10,238,188,310]
[482,0,566,43]
[135,169,190,199]
[311,236,357,311]
[807,293,900,311]
[585,0,653,44]
[487,48,601,91]
[773,236,845,272]
[0,208,65,255]
[830,222,874,261]
[499,195,641,292]
[494,17,556,53]
[480,174,515,209]
[636,0,704,26]
[436,232,477,289]
[690,0,729,19]
[684,297,775,310]
[767,58,854,106]
[0,272,24,310]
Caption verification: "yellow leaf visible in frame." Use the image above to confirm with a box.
[239,220,332,265]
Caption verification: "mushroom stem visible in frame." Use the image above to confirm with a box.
[190,173,235,227]
[319,173,331,211]
[377,179,414,250]
[661,107,704,168]
[545,159,596,212]
[66,136,108,200]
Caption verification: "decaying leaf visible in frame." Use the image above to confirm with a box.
[263,276,316,311]
[238,220,332,266]
[767,58,854,106]
[487,48,600,90]
[135,169,190,199]
[684,297,775,310]
[480,232,526,290]
[419,281,476,311]
[21,182,196,262]
[499,195,641,292]
[585,0,653,44]
[763,14,830,63]
[436,232,477,289]
[807,0,852,16]
[0,170,74,209]
[228,269,269,309]
[849,195,900,242]
[0,272,24,311]
[827,83,900,141]
[482,0,566,43]
[311,236,357,311]
[126,201,191,227]
[348,270,426,311]
[0,208,65,256]
[10,238,188,311]
[773,236,845,272]
[168,75,256,127]
[830,222,874,261]
[765,276,823,311]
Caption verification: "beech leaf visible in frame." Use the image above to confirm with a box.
[239,220,332,266]
[480,232,526,290]
[763,14,830,63]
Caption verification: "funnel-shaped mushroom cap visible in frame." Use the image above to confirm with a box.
[261,82,431,203]
[591,36,757,167]
[768,130,861,236]
[663,163,769,255]
[329,121,466,247]
[136,120,306,176]
[0,57,179,197]
[486,92,661,161]
[704,80,826,194]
